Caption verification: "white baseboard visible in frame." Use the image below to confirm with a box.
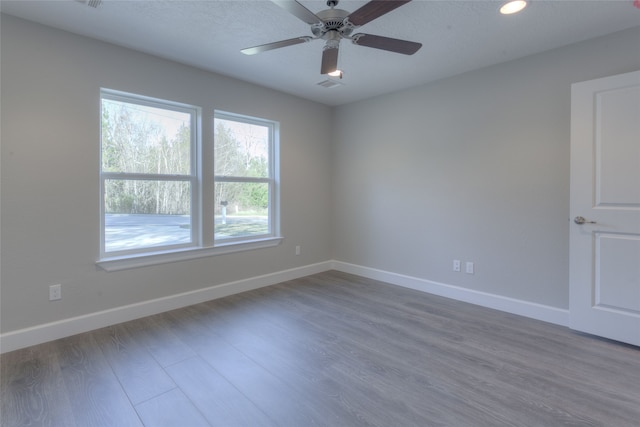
[331,261,570,327]
[0,261,332,354]
[1,260,570,354]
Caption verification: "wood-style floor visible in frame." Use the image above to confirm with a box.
[2,271,639,427]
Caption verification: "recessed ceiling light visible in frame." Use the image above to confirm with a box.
[500,0,528,15]
[328,69,343,79]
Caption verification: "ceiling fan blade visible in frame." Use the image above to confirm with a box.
[352,33,421,55]
[346,0,412,27]
[321,46,339,74]
[272,0,322,25]
[241,37,313,55]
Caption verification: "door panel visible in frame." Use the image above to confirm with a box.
[595,234,640,312]
[570,70,640,347]
[596,86,640,206]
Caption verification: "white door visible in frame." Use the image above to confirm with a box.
[570,70,640,347]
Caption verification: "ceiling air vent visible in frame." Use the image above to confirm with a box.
[316,79,344,89]
[75,0,103,8]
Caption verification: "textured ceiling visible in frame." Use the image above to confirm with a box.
[2,0,639,106]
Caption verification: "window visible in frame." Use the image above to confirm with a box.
[100,91,198,256]
[99,90,280,270]
[214,112,277,243]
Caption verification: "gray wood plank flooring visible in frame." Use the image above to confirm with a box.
[2,270,639,426]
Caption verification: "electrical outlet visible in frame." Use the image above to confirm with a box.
[295,245,301,256]
[465,262,474,275]
[453,260,461,272]
[49,284,62,301]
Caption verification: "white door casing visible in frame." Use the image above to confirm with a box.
[570,70,640,347]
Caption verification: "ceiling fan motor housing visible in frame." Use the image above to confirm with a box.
[312,9,354,39]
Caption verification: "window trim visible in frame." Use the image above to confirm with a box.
[96,237,283,272]
[97,90,282,271]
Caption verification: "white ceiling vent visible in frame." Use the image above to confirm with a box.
[316,79,344,89]
[75,0,103,8]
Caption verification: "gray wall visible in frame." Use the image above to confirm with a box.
[0,15,333,333]
[332,27,640,309]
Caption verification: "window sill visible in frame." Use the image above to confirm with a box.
[96,237,283,272]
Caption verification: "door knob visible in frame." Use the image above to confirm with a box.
[574,216,596,225]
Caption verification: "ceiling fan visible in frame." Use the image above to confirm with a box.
[241,0,422,75]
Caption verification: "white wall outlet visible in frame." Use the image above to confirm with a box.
[49,284,62,301]
[465,262,475,274]
[295,245,301,256]
[453,260,461,272]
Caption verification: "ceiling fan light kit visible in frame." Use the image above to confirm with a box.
[242,0,422,76]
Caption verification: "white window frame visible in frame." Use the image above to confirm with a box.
[213,110,280,246]
[97,90,281,271]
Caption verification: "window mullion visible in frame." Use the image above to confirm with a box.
[102,172,194,181]
[214,176,271,184]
